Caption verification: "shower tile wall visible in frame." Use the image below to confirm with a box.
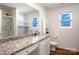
[2,16,14,37]
[2,9,14,38]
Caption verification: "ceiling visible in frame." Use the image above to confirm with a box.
[38,3,62,10]
[1,3,37,14]
[0,3,76,14]
[38,3,75,10]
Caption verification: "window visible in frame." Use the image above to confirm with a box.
[60,12,72,28]
[32,17,38,28]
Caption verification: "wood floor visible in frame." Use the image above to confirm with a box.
[50,47,79,55]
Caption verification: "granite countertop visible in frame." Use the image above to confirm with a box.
[0,34,49,55]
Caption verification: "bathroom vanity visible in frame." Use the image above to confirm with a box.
[0,3,50,55]
[0,34,50,55]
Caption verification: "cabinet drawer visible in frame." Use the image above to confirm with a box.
[26,43,39,54]
[15,43,39,55]
[39,38,50,55]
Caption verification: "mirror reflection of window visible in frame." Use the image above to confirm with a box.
[32,17,38,28]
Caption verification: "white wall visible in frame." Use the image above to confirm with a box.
[24,11,39,30]
[47,4,79,52]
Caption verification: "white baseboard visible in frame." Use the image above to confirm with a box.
[57,46,78,52]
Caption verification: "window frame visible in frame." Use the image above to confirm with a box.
[59,12,72,28]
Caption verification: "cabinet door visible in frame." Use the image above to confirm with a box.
[45,38,50,55]
[39,38,50,55]
[39,40,47,55]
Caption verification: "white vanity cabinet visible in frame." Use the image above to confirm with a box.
[39,37,50,55]
[15,36,50,55]
[15,43,39,55]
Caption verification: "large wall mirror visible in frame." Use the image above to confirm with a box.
[0,3,39,38]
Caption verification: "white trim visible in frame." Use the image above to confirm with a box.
[57,46,77,52]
